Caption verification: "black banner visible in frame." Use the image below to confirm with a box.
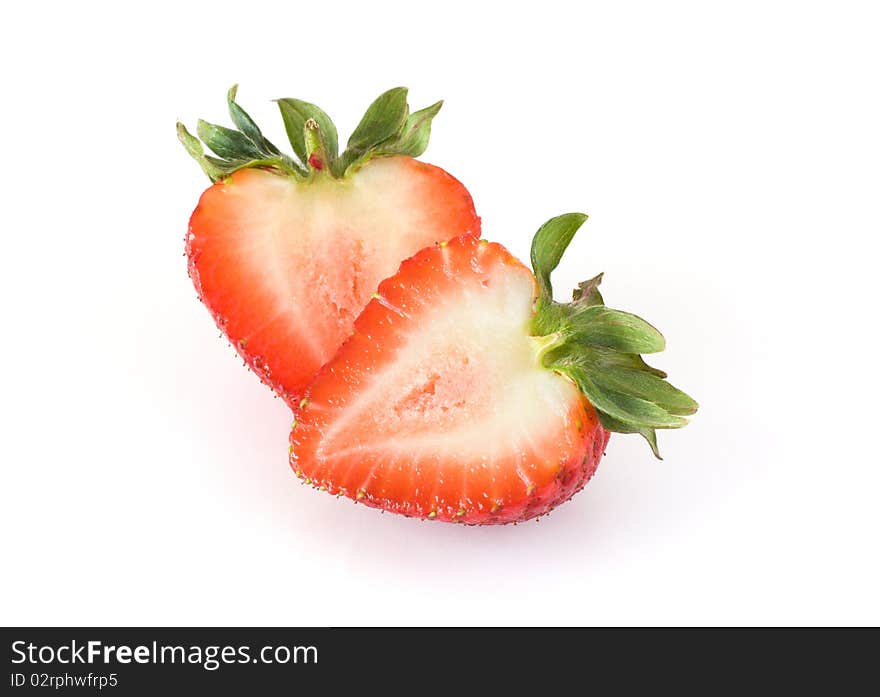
[2,627,875,693]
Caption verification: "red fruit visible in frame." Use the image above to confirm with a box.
[179,87,479,403]
[290,216,698,524]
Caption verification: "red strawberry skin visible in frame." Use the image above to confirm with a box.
[187,157,479,404]
[289,235,609,525]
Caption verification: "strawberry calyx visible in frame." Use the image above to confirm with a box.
[529,214,698,457]
[177,86,444,182]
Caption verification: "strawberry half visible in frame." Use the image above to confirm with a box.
[289,215,698,524]
[178,87,480,403]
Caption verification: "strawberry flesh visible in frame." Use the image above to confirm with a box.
[290,235,609,524]
[187,158,479,404]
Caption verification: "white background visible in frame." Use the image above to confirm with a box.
[2,1,878,626]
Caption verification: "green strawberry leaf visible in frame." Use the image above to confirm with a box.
[177,122,228,181]
[546,344,667,379]
[196,119,264,161]
[227,85,281,157]
[596,412,662,459]
[578,346,667,378]
[374,100,443,158]
[530,213,589,306]
[346,87,409,154]
[572,273,604,307]
[589,367,698,416]
[177,123,292,182]
[334,90,451,176]
[565,306,666,354]
[560,364,688,429]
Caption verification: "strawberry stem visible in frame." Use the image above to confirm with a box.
[304,118,328,173]
[530,332,565,363]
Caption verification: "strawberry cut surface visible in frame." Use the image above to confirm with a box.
[290,236,610,524]
[187,158,478,403]
[180,87,480,403]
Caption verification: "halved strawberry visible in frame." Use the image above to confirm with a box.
[178,87,480,403]
[289,215,698,524]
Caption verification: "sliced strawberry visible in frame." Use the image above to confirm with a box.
[290,218,697,524]
[179,87,480,403]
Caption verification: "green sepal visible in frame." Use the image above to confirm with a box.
[196,119,264,161]
[528,213,698,458]
[556,362,689,429]
[550,346,696,419]
[346,87,409,154]
[373,100,443,158]
[591,367,698,416]
[572,273,604,307]
[565,305,666,354]
[227,84,280,157]
[530,213,589,308]
[558,345,667,379]
[328,88,408,176]
[334,89,445,176]
[179,86,448,183]
[178,86,305,182]
[177,122,225,181]
[596,412,662,459]
[545,344,668,380]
